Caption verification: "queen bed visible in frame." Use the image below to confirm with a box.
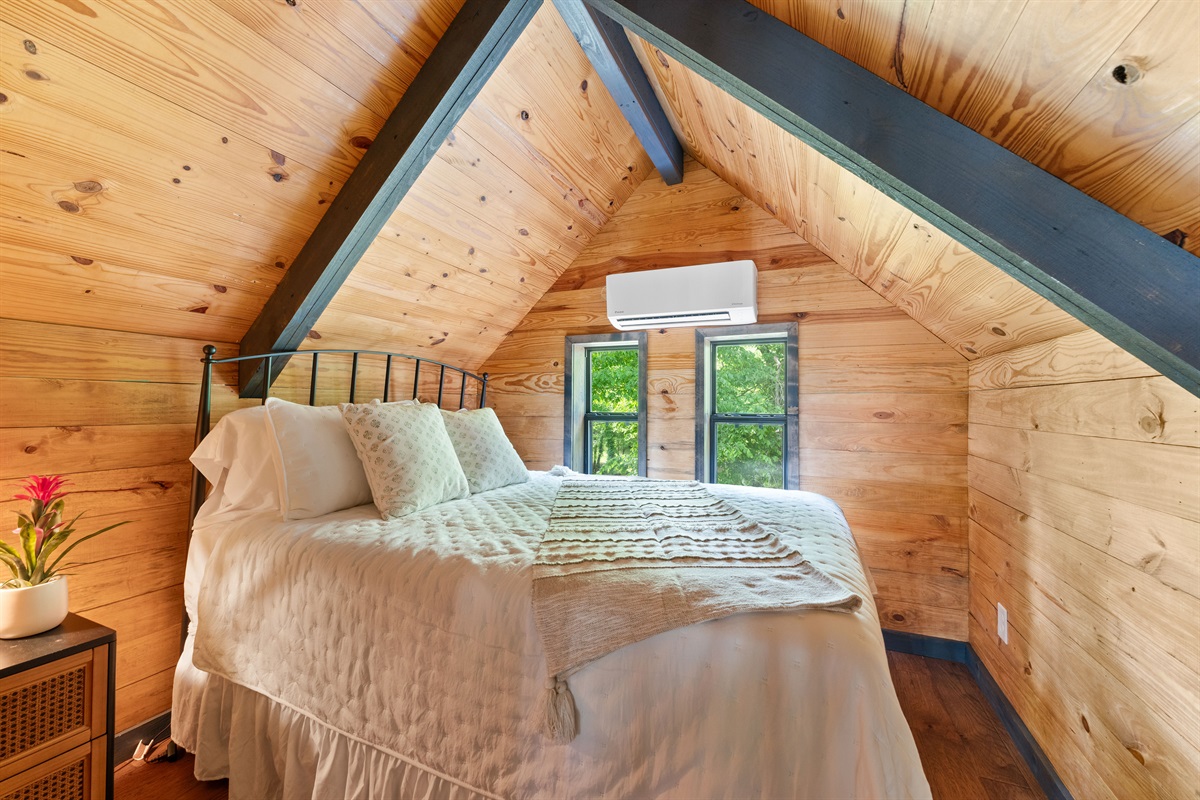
[171,348,930,799]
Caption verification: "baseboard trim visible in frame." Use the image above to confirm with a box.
[882,629,969,663]
[114,710,170,766]
[883,631,1073,800]
[967,649,1074,800]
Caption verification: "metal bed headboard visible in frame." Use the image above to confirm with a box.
[189,345,489,528]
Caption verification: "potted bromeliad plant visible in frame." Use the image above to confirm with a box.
[0,475,128,639]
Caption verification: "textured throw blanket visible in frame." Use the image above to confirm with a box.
[533,478,862,741]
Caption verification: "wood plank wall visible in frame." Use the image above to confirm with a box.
[967,329,1200,800]
[0,320,250,732]
[484,158,970,640]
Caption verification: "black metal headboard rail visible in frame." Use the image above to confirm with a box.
[189,345,489,529]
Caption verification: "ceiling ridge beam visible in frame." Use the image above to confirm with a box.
[238,0,544,397]
[587,0,1200,397]
[553,0,683,185]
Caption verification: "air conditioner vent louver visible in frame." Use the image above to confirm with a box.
[606,261,757,331]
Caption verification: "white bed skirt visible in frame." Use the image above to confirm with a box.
[175,638,495,800]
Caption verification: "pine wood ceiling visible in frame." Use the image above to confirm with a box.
[1,0,1195,375]
[626,0,1198,363]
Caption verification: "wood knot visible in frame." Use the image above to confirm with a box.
[350,135,373,150]
[57,200,80,213]
[74,180,103,193]
[0,93,7,104]
[1111,63,1141,84]
[23,445,38,454]
[1126,746,1145,765]
[962,345,978,355]
[188,305,209,314]
[212,284,227,293]
[269,149,286,166]
[275,260,286,269]
[520,109,530,121]
[307,330,321,340]
[1080,715,1090,733]
[873,411,894,420]
[71,256,93,265]
[23,39,37,54]
[580,80,587,92]
[890,613,905,623]
[1023,661,1033,676]
[990,326,1008,337]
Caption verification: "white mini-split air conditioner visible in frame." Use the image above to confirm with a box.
[605,260,758,330]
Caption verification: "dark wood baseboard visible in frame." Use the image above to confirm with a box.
[967,650,1074,800]
[882,629,969,663]
[883,631,1073,800]
[115,710,170,766]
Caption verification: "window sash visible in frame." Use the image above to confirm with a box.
[695,324,799,490]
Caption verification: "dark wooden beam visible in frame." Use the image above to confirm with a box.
[586,0,1200,397]
[553,0,683,184]
[238,0,543,397]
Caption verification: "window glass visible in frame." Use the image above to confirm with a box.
[589,420,639,476]
[714,341,786,414]
[714,421,784,488]
[588,348,639,413]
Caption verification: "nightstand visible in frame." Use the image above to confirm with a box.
[0,614,115,800]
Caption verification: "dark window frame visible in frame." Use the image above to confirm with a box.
[564,332,648,476]
[695,323,799,489]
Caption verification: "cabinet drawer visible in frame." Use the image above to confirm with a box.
[0,739,106,800]
[0,646,108,781]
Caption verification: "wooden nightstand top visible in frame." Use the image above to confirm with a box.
[0,613,115,680]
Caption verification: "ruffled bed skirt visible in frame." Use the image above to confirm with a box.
[173,639,495,800]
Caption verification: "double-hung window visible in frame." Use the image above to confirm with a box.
[564,332,647,476]
[695,323,799,489]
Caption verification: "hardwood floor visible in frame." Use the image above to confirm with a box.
[114,652,1046,799]
[888,651,1047,800]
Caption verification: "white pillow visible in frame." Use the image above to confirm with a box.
[189,405,281,519]
[440,408,529,494]
[263,398,374,520]
[340,401,469,519]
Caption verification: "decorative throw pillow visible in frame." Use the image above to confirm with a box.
[440,408,529,494]
[340,401,469,519]
[263,398,374,520]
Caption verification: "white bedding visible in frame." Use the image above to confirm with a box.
[174,472,929,799]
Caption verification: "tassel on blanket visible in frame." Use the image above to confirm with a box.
[543,675,577,743]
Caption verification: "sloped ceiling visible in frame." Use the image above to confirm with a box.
[2,0,1195,377]
[1,0,649,374]
[621,0,1198,362]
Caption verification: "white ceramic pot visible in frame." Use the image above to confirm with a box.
[0,575,69,639]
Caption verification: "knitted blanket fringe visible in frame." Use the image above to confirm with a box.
[532,478,862,742]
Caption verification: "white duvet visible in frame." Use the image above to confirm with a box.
[179,472,930,799]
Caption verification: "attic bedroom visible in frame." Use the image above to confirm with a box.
[0,0,1196,799]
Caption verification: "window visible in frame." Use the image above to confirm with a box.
[565,333,647,476]
[695,324,799,489]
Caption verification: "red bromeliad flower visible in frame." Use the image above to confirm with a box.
[13,475,70,505]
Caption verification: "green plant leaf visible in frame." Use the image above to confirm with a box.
[45,521,130,574]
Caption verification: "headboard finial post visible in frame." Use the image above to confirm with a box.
[202,344,217,360]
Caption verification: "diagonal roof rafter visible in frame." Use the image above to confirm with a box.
[584,0,1200,397]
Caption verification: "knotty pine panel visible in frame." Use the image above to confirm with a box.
[0,320,239,734]
[967,331,1200,800]
[743,1,1200,256]
[483,159,969,640]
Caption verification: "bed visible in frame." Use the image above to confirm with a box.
[171,347,930,799]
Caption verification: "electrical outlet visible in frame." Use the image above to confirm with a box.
[997,602,1009,645]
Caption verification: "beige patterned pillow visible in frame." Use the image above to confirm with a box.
[340,401,469,519]
[441,408,529,494]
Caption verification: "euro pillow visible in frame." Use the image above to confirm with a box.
[263,398,374,520]
[440,408,529,494]
[189,405,281,520]
[340,401,469,519]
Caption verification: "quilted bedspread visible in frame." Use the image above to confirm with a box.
[191,472,929,799]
